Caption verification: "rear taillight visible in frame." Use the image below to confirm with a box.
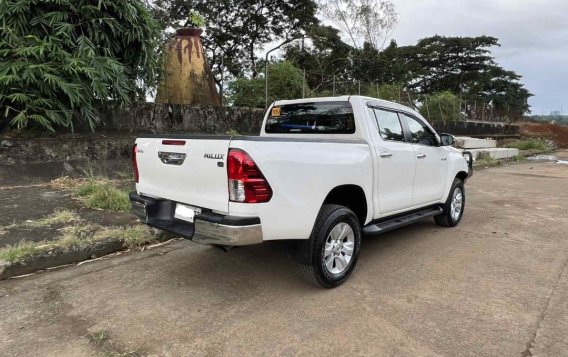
[132,144,139,183]
[227,149,272,203]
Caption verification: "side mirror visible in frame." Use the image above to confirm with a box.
[439,133,455,147]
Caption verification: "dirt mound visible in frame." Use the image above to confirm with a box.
[519,122,568,148]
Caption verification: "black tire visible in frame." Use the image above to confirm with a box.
[435,178,465,227]
[297,204,362,288]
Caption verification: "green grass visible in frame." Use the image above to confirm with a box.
[0,241,41,263]
[57,223,101,248]
[75,182,130,212]
[0,224,157,264]
[94,225,156,248]
[0,209,80,233]
[503,138,552,153]
[26,209,80,228]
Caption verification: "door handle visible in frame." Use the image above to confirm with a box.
[379,152,393,158]
[416,153,426,159]
[441,157,447,161]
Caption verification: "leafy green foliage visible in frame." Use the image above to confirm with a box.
[187,10,205,27]
[419,92,463,123]
[398,36,531,119]
[229,61,306,107]
[0,0,159,131]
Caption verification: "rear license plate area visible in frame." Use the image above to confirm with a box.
[174,203,202,223]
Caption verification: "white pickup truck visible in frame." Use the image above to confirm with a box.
[130,96,473,288]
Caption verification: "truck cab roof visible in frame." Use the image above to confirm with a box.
[272,96,423,120]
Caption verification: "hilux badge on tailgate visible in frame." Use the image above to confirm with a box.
[204,153,224,160]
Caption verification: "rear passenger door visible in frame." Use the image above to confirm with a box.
[368,107,416,214]
[399,113,448,206]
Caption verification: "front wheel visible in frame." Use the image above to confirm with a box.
[298,204,362,288]
[435,178,465,227]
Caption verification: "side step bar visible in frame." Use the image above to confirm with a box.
[363,206,443,235]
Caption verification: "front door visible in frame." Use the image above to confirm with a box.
[399,113,448,206]
[369,108,416,214]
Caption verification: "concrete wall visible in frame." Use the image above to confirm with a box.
[1,103,521,165]
[90,104,519,138]
[0,136,135,165]
[432,121,519,137]
[91,103,265,135]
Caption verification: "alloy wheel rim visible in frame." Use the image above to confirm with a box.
[323,222,355,275]
[450,187,463,221]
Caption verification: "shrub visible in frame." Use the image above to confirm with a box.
[503,139,551,152]
[420,91,463,123]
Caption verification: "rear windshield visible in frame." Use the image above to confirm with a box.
[265,101,355,134]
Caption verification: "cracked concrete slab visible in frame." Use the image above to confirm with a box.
[0,155,567,356]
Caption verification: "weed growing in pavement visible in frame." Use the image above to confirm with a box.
[87,331,108,344]
[50,172,131,213]
[0,209,80,233]
[80,184,130,212]
[26,209,80,227]
[475,152,498,165]
[57,223,101,247]
[50,176,130,212]
[0,241,42,263]
[94,225,156,248]
[0,224,159,263]
[510,155,527,162]
[87,330,139,357]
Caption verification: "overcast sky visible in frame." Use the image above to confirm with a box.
[389,0,568,115]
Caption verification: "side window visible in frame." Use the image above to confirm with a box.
[401,114,438,146]
[373,108,405,142]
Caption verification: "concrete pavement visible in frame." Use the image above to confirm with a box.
[1,158,567,356]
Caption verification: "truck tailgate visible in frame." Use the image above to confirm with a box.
[135,137,230,213]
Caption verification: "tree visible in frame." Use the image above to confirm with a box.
[0,0,159,131]
[400,36,532,119]
[283,25,354,92]
[318,0,397,49]
[229,61,306,107]
[152,0,318,84]
[350,40,411,85]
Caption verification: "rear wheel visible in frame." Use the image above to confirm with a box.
[298,204,361,288]
[435,178,465,227]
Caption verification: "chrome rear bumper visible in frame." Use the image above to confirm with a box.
[129,192,263,246]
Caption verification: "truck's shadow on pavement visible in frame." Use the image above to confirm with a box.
[158,220,440,294]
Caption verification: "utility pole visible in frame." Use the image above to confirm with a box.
[358,80,361,95]
[376,83,379,99]
[220,55,224,106]
[302,68,306,98]
[333,75,336,96]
